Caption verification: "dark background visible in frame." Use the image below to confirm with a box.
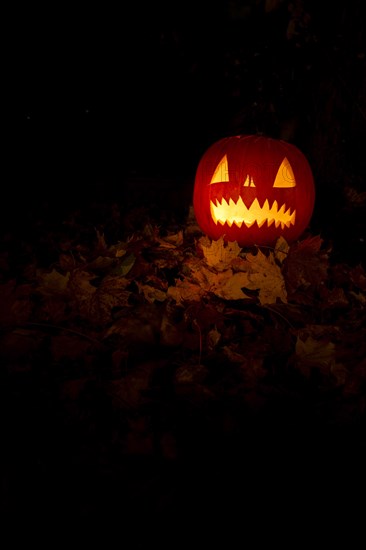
[6,0,366,258]
[2,3,366,540]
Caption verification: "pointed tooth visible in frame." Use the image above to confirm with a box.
[278,204,286,216]
[285,206,292,217]
[275,220,281,228]
[250,198,261,210]
[257,218,267,228]
[267,218,275,227]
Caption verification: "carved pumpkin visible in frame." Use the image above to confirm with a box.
[193,135,315,247]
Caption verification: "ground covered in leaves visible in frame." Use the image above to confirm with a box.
[1,188,366,543]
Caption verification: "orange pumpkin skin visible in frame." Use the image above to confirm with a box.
[193,135,315,247]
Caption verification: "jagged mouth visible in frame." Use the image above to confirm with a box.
[210,197,296,229]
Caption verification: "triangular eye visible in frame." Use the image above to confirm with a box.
[273,157,296,188]
[243,175,255,187]
[210,155,229,184]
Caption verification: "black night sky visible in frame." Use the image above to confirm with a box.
[7,1,366,257]
[9,4,364,180]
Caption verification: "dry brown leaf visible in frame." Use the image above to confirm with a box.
[86,255,116,273]
[319,286,349,309]
[88,277,132,325]
[34,295,69,324]
[175,363,208,384]
[222,345,247,363]
[330,362,348,386]
[265,0,285,13]
[0,281,34,326]
[244,249,287,304]
[160,308,185,347]
[68,269,97,301]
[210,270,254,300]
[349,291,366,305]
[180,243,286,303]
[157,230,184,248]
[108,241,128,258]
[37,268,70,295]
[207,327,221,350]
[186,262,251,300]
[167,280,206,305]
[199,236,242,271]
[113,253,136,276]
[295,335,336,377]
[350,264,366,291]
[107,361,161,410]
[274,236,290,264]
[137,283,167,303]
[103,303,162,347]
[283,235,329,299]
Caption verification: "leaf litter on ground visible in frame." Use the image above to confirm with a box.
[1,200,366,479]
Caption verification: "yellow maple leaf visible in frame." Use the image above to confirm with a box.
[243,249,287,304]
[209,270,253,300]
[274,236,290,264]
[167,280,205,305]
[199,236,242,272]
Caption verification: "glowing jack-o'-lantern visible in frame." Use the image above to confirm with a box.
[193,135,315,247]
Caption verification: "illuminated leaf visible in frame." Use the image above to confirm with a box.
[244,249,287,304]
[199,236,242,271]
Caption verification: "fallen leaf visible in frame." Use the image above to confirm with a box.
[207,327,221,350]
[199,236,242,271]
[283,235,329,300]
[244,248,287,304]
[137,283,167,303]
[88,277,132,325]
[167,280,206,304]
[210,270,254,300]
[0,280,34,326]
[274,236,290,264]
[295,334,335,378]
[157,230,184,248]
[37,268,70,295]
[350,264,366,291]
